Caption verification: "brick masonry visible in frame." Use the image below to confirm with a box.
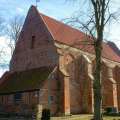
[0,5,120,116]
[10,6,59,72]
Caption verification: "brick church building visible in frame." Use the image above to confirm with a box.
[0,5,120,115]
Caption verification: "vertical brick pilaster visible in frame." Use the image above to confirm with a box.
[88,63,94,113]
[108,67,118,111]
[64,76,70,115]
[91,80,94,113]
[112,83,118,110]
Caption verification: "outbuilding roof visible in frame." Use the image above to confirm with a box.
[0,67,52,95]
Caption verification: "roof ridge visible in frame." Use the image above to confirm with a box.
[39,11,87,37]
[39,12,56,40]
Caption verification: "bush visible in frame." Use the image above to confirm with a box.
[103,107,120,116]
[41,108,50,120]
[105,107,117,114]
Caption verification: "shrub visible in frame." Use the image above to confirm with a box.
[103,107,120,116]
[41,108,50,120]
[105,107,117,114]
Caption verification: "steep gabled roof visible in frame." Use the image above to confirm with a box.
[31,6,120,63]
[0,67,52,95]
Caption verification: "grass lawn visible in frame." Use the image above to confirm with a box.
[52,115,120,120]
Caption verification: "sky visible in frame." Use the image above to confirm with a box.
[0,0,80,19]
[0,0,120,76]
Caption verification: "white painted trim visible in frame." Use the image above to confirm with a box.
[109,78,116,84]
[82,54,92,63]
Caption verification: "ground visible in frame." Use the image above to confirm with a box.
[52,115,120,120]
[0,114,120,120]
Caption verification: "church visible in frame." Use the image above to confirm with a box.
[0,5,120,115]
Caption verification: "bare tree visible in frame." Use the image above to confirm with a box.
[0,16,5,58]
[0,16,5,35]
[6,15,24,55]
[0,16,9,73]
[64,0,119,119]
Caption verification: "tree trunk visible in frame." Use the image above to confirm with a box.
[93,35,103,120]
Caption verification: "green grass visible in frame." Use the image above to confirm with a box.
[52,115,120,120]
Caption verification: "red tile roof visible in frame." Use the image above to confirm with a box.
[36,6,120,63]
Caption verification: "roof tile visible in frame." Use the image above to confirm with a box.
[39,11,120,63]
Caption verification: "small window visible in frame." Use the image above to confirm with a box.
[31,36,36,49]
[14,93,22,104]
[50,96,54,101]
[34,91,39,97]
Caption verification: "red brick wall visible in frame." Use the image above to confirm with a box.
[102,63,114,108]
[64,55,93,114]
[0,58,120,115]
[10,6,58,72]
[0,79,59,115]
[76,56,92,113]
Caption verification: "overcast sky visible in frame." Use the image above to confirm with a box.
[0,0,120,76]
